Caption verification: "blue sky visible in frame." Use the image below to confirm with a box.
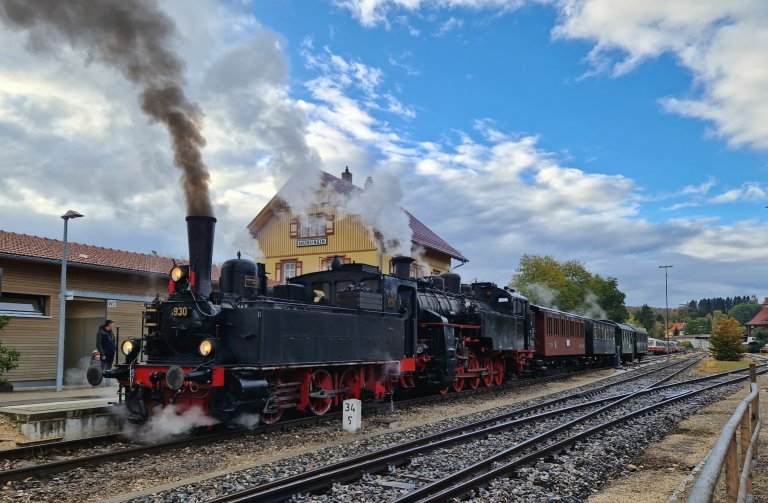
[1,0,767,308]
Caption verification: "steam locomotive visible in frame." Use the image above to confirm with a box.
[88,216,648,424]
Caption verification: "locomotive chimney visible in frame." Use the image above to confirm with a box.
[186,216,216,297]
[341,166,352,183]
[392,256,414,279]
[256,262,267,296]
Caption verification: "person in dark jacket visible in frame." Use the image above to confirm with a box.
[96,320,116,371]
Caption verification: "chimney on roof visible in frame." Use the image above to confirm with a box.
[364,176,373,191]
[342,166,352,183]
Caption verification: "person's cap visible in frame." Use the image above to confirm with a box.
[92,349,100,355]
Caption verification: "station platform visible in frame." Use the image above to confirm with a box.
[0,384,122,442]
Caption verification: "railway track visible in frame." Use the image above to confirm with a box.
[168,356,718,503]
[0,356,688,485]
[395,368,765,503]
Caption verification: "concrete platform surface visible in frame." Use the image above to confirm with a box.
[0,385,122,441]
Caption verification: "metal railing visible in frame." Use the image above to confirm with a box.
[687,363,762,503]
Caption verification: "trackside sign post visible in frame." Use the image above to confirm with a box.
[342,399,361,432]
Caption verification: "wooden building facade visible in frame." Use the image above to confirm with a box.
[247,169,467,283]
[0,231,177,388]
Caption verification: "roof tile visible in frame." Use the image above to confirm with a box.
[0,230,221,277]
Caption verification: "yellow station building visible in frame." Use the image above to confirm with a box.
[247,168,467,283]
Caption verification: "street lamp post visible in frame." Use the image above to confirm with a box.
[56,210,84,392]
[659,265,673,357]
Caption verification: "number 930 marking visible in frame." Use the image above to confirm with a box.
[172,306,190,317]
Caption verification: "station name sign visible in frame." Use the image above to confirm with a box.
[297,238,328,247]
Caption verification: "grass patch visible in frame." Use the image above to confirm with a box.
[691,356,753,375]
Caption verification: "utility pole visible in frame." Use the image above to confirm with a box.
[659,265,673,357]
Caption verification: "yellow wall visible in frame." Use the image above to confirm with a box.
[251,202,454,280]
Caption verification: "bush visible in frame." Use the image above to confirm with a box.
[0,316,20,386]
[710,318,744,361]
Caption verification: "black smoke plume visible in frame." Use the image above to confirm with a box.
[0,0,213,216]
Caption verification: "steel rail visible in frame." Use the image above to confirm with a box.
[395,368,767,502]
[0,355,699,484]
[0,356,683,464]
[200,355,707,502]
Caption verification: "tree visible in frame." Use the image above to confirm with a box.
[753,327,768,347]
[0,316,20,387]
[634,305,655,332]
[685,317,710,335]
[510,254,628,322]
[728,302,761,325]
[710,318,744,361]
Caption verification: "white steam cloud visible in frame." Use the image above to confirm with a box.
[342,173,413,257]
[121,404,218,444]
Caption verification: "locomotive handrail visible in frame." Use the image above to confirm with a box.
[687,363,762,503]
[418,322,482,329]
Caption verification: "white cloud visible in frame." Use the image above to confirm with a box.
[551,0,768,150]
[436,16,464,36]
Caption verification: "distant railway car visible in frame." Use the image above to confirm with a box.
[633,325,648,359]
[603,321,643,362]
[531,305,586,367]
[585,319,616,366]
[648,337,667,354]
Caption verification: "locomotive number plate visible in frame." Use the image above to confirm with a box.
[172,306,190,317]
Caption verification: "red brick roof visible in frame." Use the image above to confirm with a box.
[0,229,213,276]
[318,171,467,261]
[746,298,768,327]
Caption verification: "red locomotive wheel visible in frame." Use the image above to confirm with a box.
[481,358,494,387]
[452,374,464,393]
[308,369,333,415]
[467,358,481,390]
[493,358,505,386]
[339,367,361,400]
[439,386,450,395]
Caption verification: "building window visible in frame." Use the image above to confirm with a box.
[290,214,334,238]
[275,260,302,283]
[388,260,424,278]
[320,256,351,270]
[0,293,47,317]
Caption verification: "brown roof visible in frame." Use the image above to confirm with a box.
[0,229,221,278]
[249,170,468,262]
[746,298,768,327]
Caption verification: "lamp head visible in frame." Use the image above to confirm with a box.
[61,210,84,220]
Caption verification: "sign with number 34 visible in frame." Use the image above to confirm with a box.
[342,399,361,432]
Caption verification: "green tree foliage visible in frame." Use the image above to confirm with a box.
[728,302,761,324]
[710,318,745,361]
[635,304,655,332]
[510,254,628,322]
[684,295,757,318]
[753,327,768,347]
[685,317,711,335]
[0,316,20,386]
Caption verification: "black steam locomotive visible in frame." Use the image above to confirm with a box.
[89,216,647,424]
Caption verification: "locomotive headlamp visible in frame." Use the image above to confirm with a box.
[170,266,185,282]
[121,340,134,356]
[198,339,216,357]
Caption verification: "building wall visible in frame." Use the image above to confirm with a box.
[252,205,454,281]
[0,258,166,386]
